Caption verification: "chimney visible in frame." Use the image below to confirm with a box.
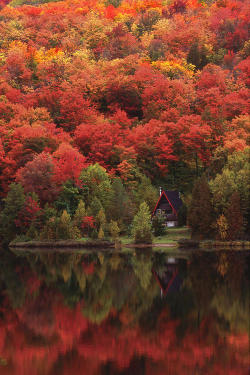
[159,187,162,196]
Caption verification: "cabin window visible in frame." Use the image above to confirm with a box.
[156,209,161,215]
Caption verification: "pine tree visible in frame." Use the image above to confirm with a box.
[88,197,103,218]
[74,199,86,228]
[0,183,25,244]
[108,178,127,222]
[131,202,152,244]
[58,210,72,239]
[135,176,158,212]
[188,176,214,239]
[96,209,106,230]
[216,214,228,240]
[98,226,105,240]
[152,213,166,237]
[187,42,208,70]
[109,220,120,240]
[225,192,243,240]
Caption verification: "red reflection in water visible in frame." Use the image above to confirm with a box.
[0,296,249,375]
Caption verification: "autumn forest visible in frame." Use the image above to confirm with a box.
[0,0,249,242]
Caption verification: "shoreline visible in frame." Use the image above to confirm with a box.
[9,239,250,251]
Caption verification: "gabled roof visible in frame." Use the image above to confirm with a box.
[165,191,182,212]
[152,190,182,216]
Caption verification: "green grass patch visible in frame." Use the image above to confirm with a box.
[120,227,190,245]
[153,227,190,243]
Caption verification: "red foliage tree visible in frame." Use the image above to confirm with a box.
[52,143,88,184]
[15,196,41,229]
[16,152,59,205]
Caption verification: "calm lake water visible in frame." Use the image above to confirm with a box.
[0,248,249,375]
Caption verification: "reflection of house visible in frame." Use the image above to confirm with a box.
[152,190,183,227]
[152,258,182,297]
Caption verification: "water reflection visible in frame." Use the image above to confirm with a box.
[152,257,182,298]
[0,249,249,375]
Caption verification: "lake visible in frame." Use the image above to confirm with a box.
[0,248,249,375]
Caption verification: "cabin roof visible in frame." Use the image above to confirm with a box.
[152,190,182,216]
[165,191,182,212]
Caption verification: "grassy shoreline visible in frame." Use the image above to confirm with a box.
[9,227,250,250]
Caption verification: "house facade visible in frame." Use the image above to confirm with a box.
[152,190,183,227]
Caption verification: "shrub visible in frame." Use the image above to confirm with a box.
[131,202,152,244]
[152,213,166,237]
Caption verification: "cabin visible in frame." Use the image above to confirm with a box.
[152,189,183,227]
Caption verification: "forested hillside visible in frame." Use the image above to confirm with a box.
[0,0,249,242]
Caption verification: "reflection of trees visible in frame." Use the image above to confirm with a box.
[0,249,26,308]
[212,253,250,333]
[212,285,249,333]
[0,249,249,375]
[188,252,218,312]
[131,252,152,290]
[82,271,113,324]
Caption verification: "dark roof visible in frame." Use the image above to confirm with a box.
[152,190,183,216]
[164,191,183,212]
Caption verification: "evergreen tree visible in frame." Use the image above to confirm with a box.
[131,202,153,244]
[108,178,127,222]
[74,199,86,228]
[88,197,104,218]
[40,216,60,240]
[80,164,112,210]
[177,203,187,226]
[216,214,228,240]
[96,209,106,230]
[225,192,243,240]
[109,220,120,240]
[187,42,208,70]
[188,176,214,239]
[58,210,72,239]
[0,183,25,244]
[98,226,105,240]
[152,213,166,237]
[55,180,82,215]
[135,176,158,211]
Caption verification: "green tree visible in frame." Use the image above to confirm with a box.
[108,178,129,223]
[0,183,25,244]
[177,203,187,226]
[135,176,158,212]
[152,213,166,237]
[188,175,214,239]
[80,164,112,210]
[210,149,249,232]
[131,202,153,244]
[225,192,244,240]
[73,199,86,229]
[88,197,104,218]
[98,226,105,240]
[55,180,83,215]
[40,216,60,240]
[96,209,106,229]
[58,210,72,239]
[109,220,120,241]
